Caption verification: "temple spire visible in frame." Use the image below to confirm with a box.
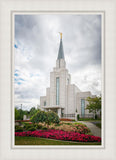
[57,32,65,60]
[59,32,62,39]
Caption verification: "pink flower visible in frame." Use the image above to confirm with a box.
[15,129,101,142]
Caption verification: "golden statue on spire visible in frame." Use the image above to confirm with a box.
[59,32,62,39]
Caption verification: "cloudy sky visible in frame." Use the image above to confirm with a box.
[14,14,101,110]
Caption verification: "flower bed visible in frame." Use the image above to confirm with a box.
[15,121,91,134]
[15,129,101,142]
[48,122,91,134]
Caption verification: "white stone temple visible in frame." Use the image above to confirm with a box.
[40,33,95,118]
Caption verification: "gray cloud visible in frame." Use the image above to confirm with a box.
[14,14,101,109]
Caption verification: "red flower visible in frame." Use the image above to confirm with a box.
[15,129,101,142]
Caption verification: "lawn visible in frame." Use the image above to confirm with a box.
[15,136,101,145]
[78,118,101,122]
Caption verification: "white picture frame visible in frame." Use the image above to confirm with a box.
[12,10,104,149]
[0,0,116,160]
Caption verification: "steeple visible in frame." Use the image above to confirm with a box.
[56,32,66,69]
[57,32,65,60]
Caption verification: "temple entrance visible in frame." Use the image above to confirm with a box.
[44,106,64,118]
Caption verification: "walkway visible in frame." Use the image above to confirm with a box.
[79,121,101,137]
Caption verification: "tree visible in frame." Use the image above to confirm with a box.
[29,107,40,118]
[15,108,21,120]
[15,107,29,120]
[86,96,101,119]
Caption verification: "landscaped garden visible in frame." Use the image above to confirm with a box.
[15,110,101,145]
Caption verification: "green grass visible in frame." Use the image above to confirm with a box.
[78,118,101,121]
[15,136,101,145]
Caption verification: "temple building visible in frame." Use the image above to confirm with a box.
[40,33,95,118]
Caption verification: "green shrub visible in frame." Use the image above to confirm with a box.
[23,123,37,131]
[31,110,60,125]
[55,123,61,126]
[77,114,80,120]
[46,111,60,124]
[23,123,33,130]
[26,127,36,131]
[33,124,38,128]
[95,114,98,120]
[42,126,48,130]
[15,126,23,132]
[36,124,43,129]
[31,111,47,124]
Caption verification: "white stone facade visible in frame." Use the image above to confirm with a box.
[40,37,96,118]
